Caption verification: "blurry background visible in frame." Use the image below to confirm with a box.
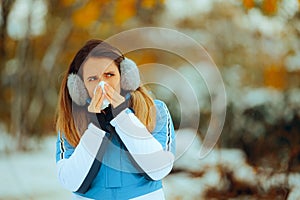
[1,0,300,199]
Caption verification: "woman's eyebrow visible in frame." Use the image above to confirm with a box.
[104,70,115,73]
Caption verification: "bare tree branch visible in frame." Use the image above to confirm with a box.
[25,18,74,132]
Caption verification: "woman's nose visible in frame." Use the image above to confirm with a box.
[96,76,105,86]
[97,76,103,83]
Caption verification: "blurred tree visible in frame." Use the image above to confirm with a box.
[243,0,255,10]
[262,0,278,15]
[114,0,136,25]
[61,0,76,7]
[0,0,15,126]
[6,0,76,150]
[0,0,165,151]
[264,64,286,90]
[0,0,14,57]
[242,0,281,15]
[72,1,105,28]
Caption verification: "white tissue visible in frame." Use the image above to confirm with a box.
[94,81,110,110]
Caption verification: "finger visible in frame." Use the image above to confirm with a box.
[104,92,113,103]
[103,84,117,103]
[94,85,103,99]
[88,86,103,113]
[93,86,103,104]
[88,94,97,112]
[104,84,114,97]
[88,94,104,113]
[104,86,125,108]
[95,92,105,109]
[104,84,123,102]
[88,102,98,113]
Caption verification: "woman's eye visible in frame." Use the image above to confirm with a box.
[88,77,97,82]
[105,73,114,78]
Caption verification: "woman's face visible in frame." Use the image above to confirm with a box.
[82,57,121,98]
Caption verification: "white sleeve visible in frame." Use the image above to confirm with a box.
[110,109,175,181]
[56,123,106,192]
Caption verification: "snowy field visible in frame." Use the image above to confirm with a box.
[0,135,71,200]
[1,129,300,200]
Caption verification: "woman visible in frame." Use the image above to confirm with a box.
[55,39,176,200]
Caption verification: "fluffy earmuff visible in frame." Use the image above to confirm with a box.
[67,58,140,106]
[120,58,140,91]
[67,74,89,106]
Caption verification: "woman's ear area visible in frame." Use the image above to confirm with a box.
[67,73,89,106]
[120,58,140,91]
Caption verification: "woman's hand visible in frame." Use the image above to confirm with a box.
[87,85,105,113]
[104,84,125,108]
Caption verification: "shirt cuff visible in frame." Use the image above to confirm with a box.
[110,109,128,127]
[87,123,106,137]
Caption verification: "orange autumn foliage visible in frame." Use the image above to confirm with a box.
[264,64,286,90]
[61,0,76,7]
[68,0,165,28]
[141,0,157,9]
[130,52,157,66]
[262,0,278,15]
[114,0,136,25]
[72,1,104,28]
[243,0,255,9]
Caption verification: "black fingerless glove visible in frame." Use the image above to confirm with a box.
[111,92,133,118]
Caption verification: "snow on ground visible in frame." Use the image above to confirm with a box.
[1,129,300,199]
[0,135,70,200]
[164,129,300,199]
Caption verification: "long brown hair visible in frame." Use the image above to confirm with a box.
[56,39,156,147]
